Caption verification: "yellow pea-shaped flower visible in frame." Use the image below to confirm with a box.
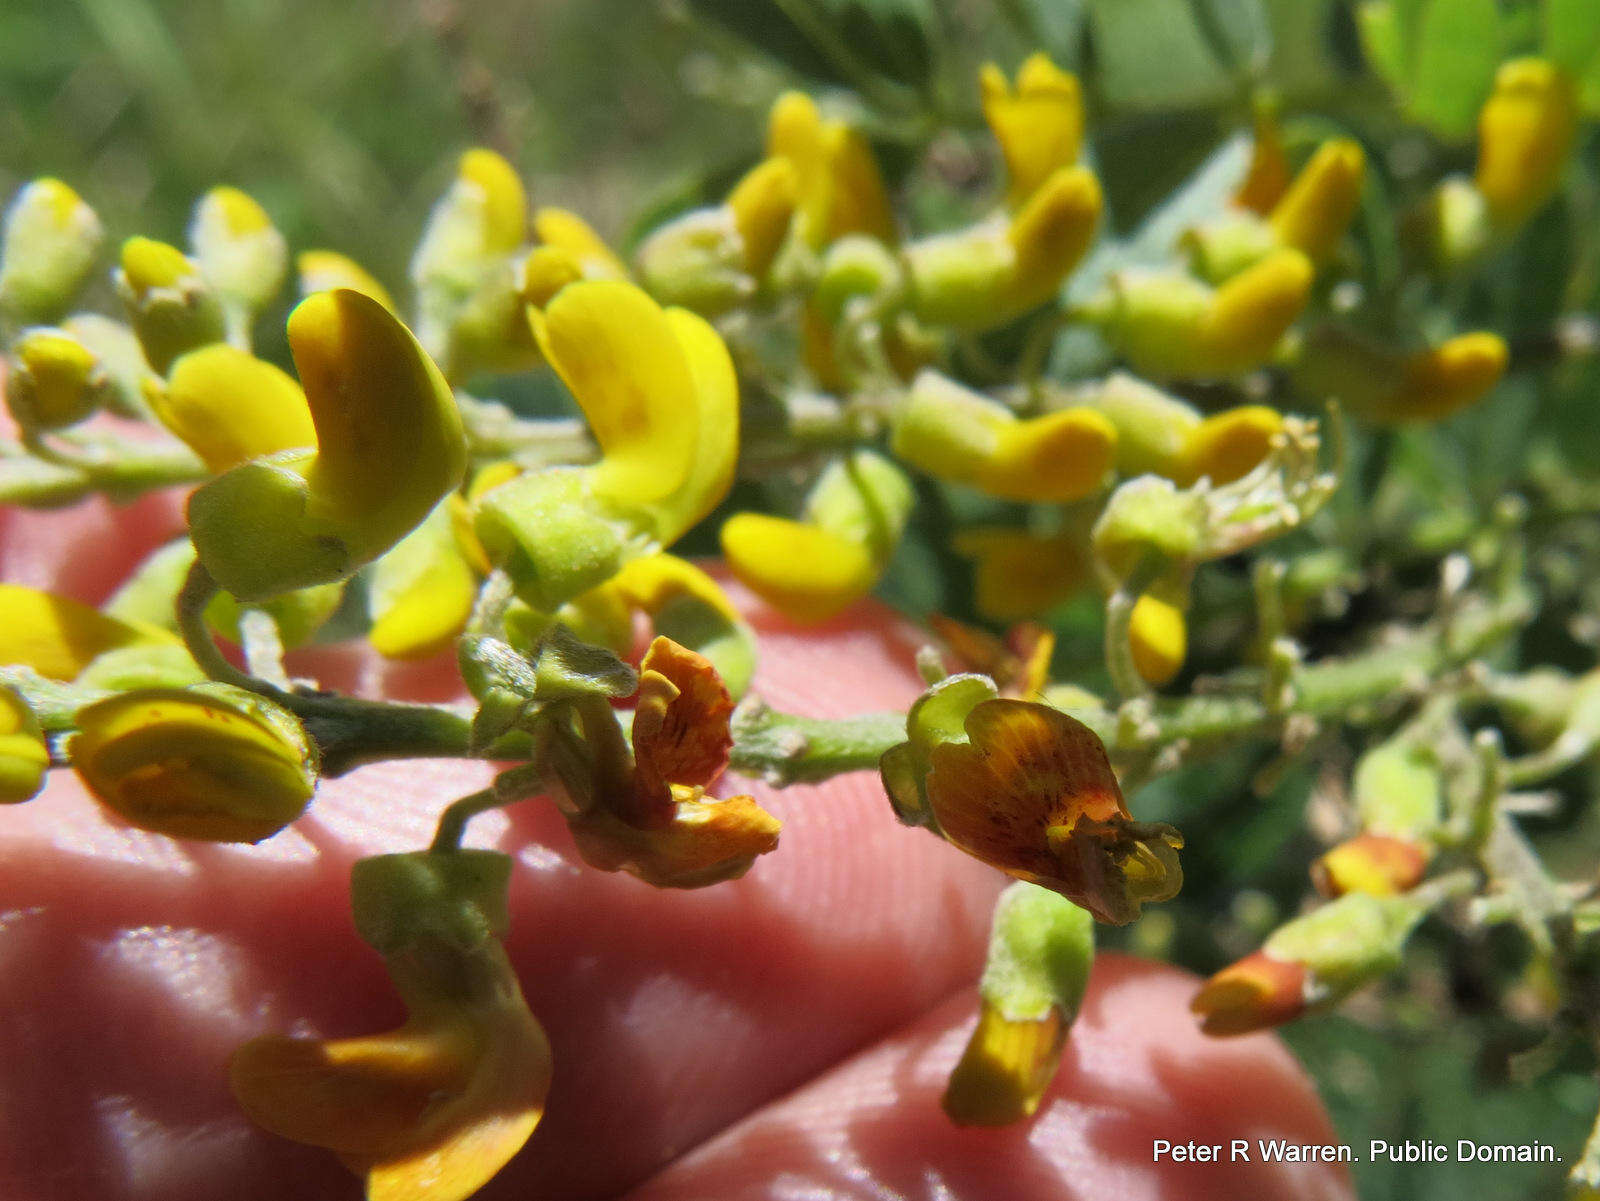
[727,156,800,279]
[187,288,466,601]
[1174,405,1284,486]
[891,370,1116,502]
[0,179,103,326]
[72,685,317,842]
[980,53,1084,208]
[1475,58,1579,230]
[0,687,49,804]
[1295,326,1508,424]
[147,344,316,473]
[0,584,182,682]
[368,500,479,660]
[767,91,896,249]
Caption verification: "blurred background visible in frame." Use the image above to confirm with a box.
[4,2,1599,1197]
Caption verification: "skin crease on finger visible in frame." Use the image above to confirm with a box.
[0,491,1351,1201]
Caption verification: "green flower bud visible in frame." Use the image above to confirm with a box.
[189,186,287,333]
[1092,475,1208,581]
[0,179,103,325]
[116,237,227,374]
[634,208,750,316]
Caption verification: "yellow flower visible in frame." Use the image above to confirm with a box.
[906,166,1102,331]
[726,156,800,279]
[1268,138,1366,266]
[721,450,912,624]
[296,250,398,313]
[72,685,317,842]
[1099,249,1312,380]
[767,91,895,249]
[0,584,182,682]
[231,850,550,1201]
[0,686,48,804]
[1295,326,1508,424]
[951,528,1090,622]
[1475,58,1579,230]
[891,370,1116,502]
[980,53,1084,208]
[924,699,1182,923]
[147,344,316,472]
[0,178,103,325]
[593,554,756,697]
[116,237,227,374]
[188,288,467,601]
[561,638,781,888]
[5,327,109,430]
[532,207,628,280]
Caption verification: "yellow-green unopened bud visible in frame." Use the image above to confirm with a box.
[944,882,1093,1126]
[474,467,632,613]
[1412,176,1492,272]
[813,234,904,323]
[1475,58,1579,230]
[72,685,317,842]
[802,448,914,564]
[190,186,288,330]
[6,327,109,430]
[1182,209,1279,284]
[116,237,227,374]
[1264,890,1432,1004]
[0,686,49,804]
[1352,738,1442,845]
[1092,475,1208,581]
[0,179,103,325]
[634,208,750,316]
[1068,372,1201,478]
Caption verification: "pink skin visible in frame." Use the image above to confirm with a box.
[0,491,1354,1201]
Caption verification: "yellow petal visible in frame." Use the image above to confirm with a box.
[297,250,398,313]
[458,149,527,254]
[727,157,799,278]
[1395,331,1508,423]
[767,91,822,162]
[1268,139,1365,265]
[369,501,479,659]
[721,512,878,624]
[981,54,1084,208]
[943,1002,1065,1126]
[0,584,179,681]
[0,686,48,803]
[119,236,195,296]
[1007,166,1102,304]
[190,186,287,314]
[1129,593,1186,687]
[152,344,316,472]
[568,787,781,888]
[1191,950,1307,1036]
[660,306,740,541]
[1175,404,1283,486]
[1234,103,1290,215]
[1475,58,1579,229]
[533,207,627,278]
[517,246,583,309]
[73,686,316,842]
[1196,248,1312,374]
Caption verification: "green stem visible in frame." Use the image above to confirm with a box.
[0,435,206,507]
[176,560,263,693]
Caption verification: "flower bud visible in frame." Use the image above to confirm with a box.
[906,167,1101,330]
[147,344,316,472]
[634,208,750,314]
[891,370,1116,502]
[1234,101,1291,215]
[1268,138,1365,265]
[189,186,287,329]
[296,249,397,312]
[72,684,317,842]
[980,54,1084,208]
[1097,249,1312,380]
[1409,175,1492,272]
[1067,372,1201,478]
[727,156,799,280]
[0,686,48,804]
[721,450,912,623]
[5,327,111,430]
[1294,325,1507,424]
[768,91,895,250]
[944,881,1093,1125]
[1312,735,1440,897]
[1092,475,1208,581]
[0,179,103,325]
[116,237,227,374]
[1194,891,1433,1035]
[1130,592,1187,686]
[1475,58,1579,230]
[533,207,628,279]
[61,313,157,417]
[188,288,466,600]
[812,234,904,324]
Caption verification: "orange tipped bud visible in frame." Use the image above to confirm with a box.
[1191,950,1307,1036]
[1312,833,1428,898]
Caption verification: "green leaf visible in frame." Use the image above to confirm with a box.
[1547,0,1600,114]
[1355,1,1407,92]
[1407,0,1502,139]
[1086,0,1234,111]
[683,0,932,89]
[1192,0,1273,78]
